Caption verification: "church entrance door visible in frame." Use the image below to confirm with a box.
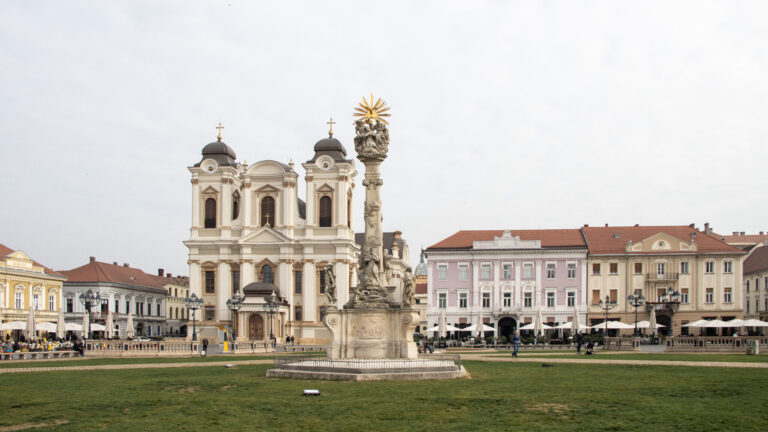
[249,314,264,340]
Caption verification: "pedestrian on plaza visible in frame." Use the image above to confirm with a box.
[576,331,584,354]
[511,330,521,358]
[286,335,290,344]
[290,335,295,345]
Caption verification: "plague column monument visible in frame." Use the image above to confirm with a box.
[323,95,420,359]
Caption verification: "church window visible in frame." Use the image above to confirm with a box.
[319,196,332,227]
[261,196,275,227]
[49,294,55,311]
[205,271,216,294]
[295,306,303,321]
[204,306,215,321]
[319,270,327,294]
[260,265,274,284]
[347,198,352,229]
[294,270,302,294]
[204,198,217,228]
[232,191,240,220]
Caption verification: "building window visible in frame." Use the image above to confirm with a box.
[765,298,768,312]
[657,263,665,276]
[438,265,447,280]
[567,263,576,279]
[114,298,119,313]
[482,292,490,308]
[49,294,55,311]
[523,264,533,279]
[232,270,240,294]
[31,293,39,310]
[634,263,643,275]
[66,297,73,312]
[503,292,512,307]
[609,263,618,275]
[319,270,326,294]
[592,290,600,305]
[157,303,161,316]
[261,196,276,227]
[481,264,491,280]
[438,293,447,308]
[294,270,302,294]
[705,262,714,273]
[724,288,732,303]
[765,277,767,291]
[723,261,733,273]
[680,262,689,274]
[567,291,575,307]
[746,280,750,292]
[705,288,714,303]
[546,292,555,307]
[232,192,240,220]
[204,306,215,321]
[318,196,332,227]
[680,288,688,304]
[503,264,512,279]
[295,306,303,321]
[609,289,617,303]
[458,265,468,281]
[546,263,556,279]
[204,198,217,228]
[125,299,130,314]
[757,278,760,291]
[205,271,215,294]
[592,263,601,275]
[524,292,532,308]
[459,292,468,308]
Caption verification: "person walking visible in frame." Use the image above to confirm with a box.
[512,330,521,358]
[576,331,584,354]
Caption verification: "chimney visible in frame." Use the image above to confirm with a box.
[158,268,165,277]
[123,263,129,267]
[760,231,764,235]
[113,262,118,265]
[733,232,738,236]
[393,230,402,240]
[634,224,639,227]
[704,222,710,233]
[689,223,695,228]
[89,256,96,263]
[741,232,746,236]
[167,273,172,278]
[605,223,608,227]
[584,224,589,227]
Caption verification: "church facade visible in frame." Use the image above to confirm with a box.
[184,128,359,345]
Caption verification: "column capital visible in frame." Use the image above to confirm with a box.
[279,258,295,264]
[187,260,200,265]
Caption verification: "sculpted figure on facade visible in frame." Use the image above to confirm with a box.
[402,267,415,306]
[325,263,337,305]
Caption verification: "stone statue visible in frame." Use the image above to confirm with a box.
[325,263,336,305]
[354,119,389,160]
[402,267,415,306]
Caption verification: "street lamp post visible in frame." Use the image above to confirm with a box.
[598,295,617,337]
[226,294,243,342]
[185,293,203,343]
[78,289,107,340]
[658,287,680,335]
[628,290,646,337]
[262,291,279,341]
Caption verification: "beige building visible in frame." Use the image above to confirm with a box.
[152,269,190,337]
[1,243,66,337]
[743,245,768,321]
[583,225,746,336]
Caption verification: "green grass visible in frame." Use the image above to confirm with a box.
[0,354,282,369]
[1,361,767,431]
[487,352,768,363]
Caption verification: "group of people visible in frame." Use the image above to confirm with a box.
[284,335,296,345]
[510,330,594,358]
[2,334,84,357]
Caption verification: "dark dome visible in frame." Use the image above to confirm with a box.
[196,138,237,167]
[242,281,279,295]
[307,135,349,163]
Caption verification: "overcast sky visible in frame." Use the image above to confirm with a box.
[2,1,767,277]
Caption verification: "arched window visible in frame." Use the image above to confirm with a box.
[347,197,352,229]
[261,265,274,284]
[261,196,275,227]
[319,196,332,227]
[49,294,55,311]
[33,293,40,310]
[204,198,217,228]
[232,191,240,220]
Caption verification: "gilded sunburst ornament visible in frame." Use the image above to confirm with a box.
[353,93,391,125]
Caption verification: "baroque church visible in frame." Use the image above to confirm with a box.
[185,126,360,345]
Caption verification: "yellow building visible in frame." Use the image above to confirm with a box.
[582,225,746,336]
[1,243,66,337]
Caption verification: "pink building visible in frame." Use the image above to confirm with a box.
[425,229,587,342]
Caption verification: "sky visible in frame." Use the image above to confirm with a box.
[1,1,767,277]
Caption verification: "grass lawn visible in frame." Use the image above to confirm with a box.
[0,354,281,369]
[2,360,767,431]
[486,352,768,363]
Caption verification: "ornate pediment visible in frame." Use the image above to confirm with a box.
[473,230,541,250]
[256,184,280,193]
[241,226,292,245]
[633,232,697,252]
[202,185,219,195]
[317,183,335,193]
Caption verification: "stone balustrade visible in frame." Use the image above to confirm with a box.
[84,340,200,357]
[666,336,768,352]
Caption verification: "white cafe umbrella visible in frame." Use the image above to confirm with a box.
[649,308,657,336]
[519,321,552,331]
[741,319,768,327]
[25,305,36,340]
[472,322,495,333]
[1,321,27,330]
[65,323,82,331]
[56,307,66,337]
[636,321,665,329]
[557,320,588,330]
[683,319,710,327]
[438,311,447,338]
[534,309,544,337]
[424,326,440,333]
[723,319,746,327]
[81,311,89,338]
[90,323,106,331]
[126,313,135,338]
[589,321,634,330]
[106,312,114,339]
[572,308,581,334]
[703,319,730,328]
[36,322,57,332]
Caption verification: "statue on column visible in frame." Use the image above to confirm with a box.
[325,263,336,305]
[402,267,415,306]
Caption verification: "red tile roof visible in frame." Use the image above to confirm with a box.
[744,246,768,275]
[581,226,745,255]
[428,229,586,250]
[415,282,427,295]
[0,242,65,277]
[59,259,166,291]
[149,274,190,288]
[717,234,768,244]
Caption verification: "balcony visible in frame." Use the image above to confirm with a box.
[645,272,679,282]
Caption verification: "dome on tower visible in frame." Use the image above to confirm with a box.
[415,250,428,276]
[308,134,350,163]
[196,138,237,167]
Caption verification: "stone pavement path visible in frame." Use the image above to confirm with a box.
[0,359,272,374]
[465,354,768,369]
